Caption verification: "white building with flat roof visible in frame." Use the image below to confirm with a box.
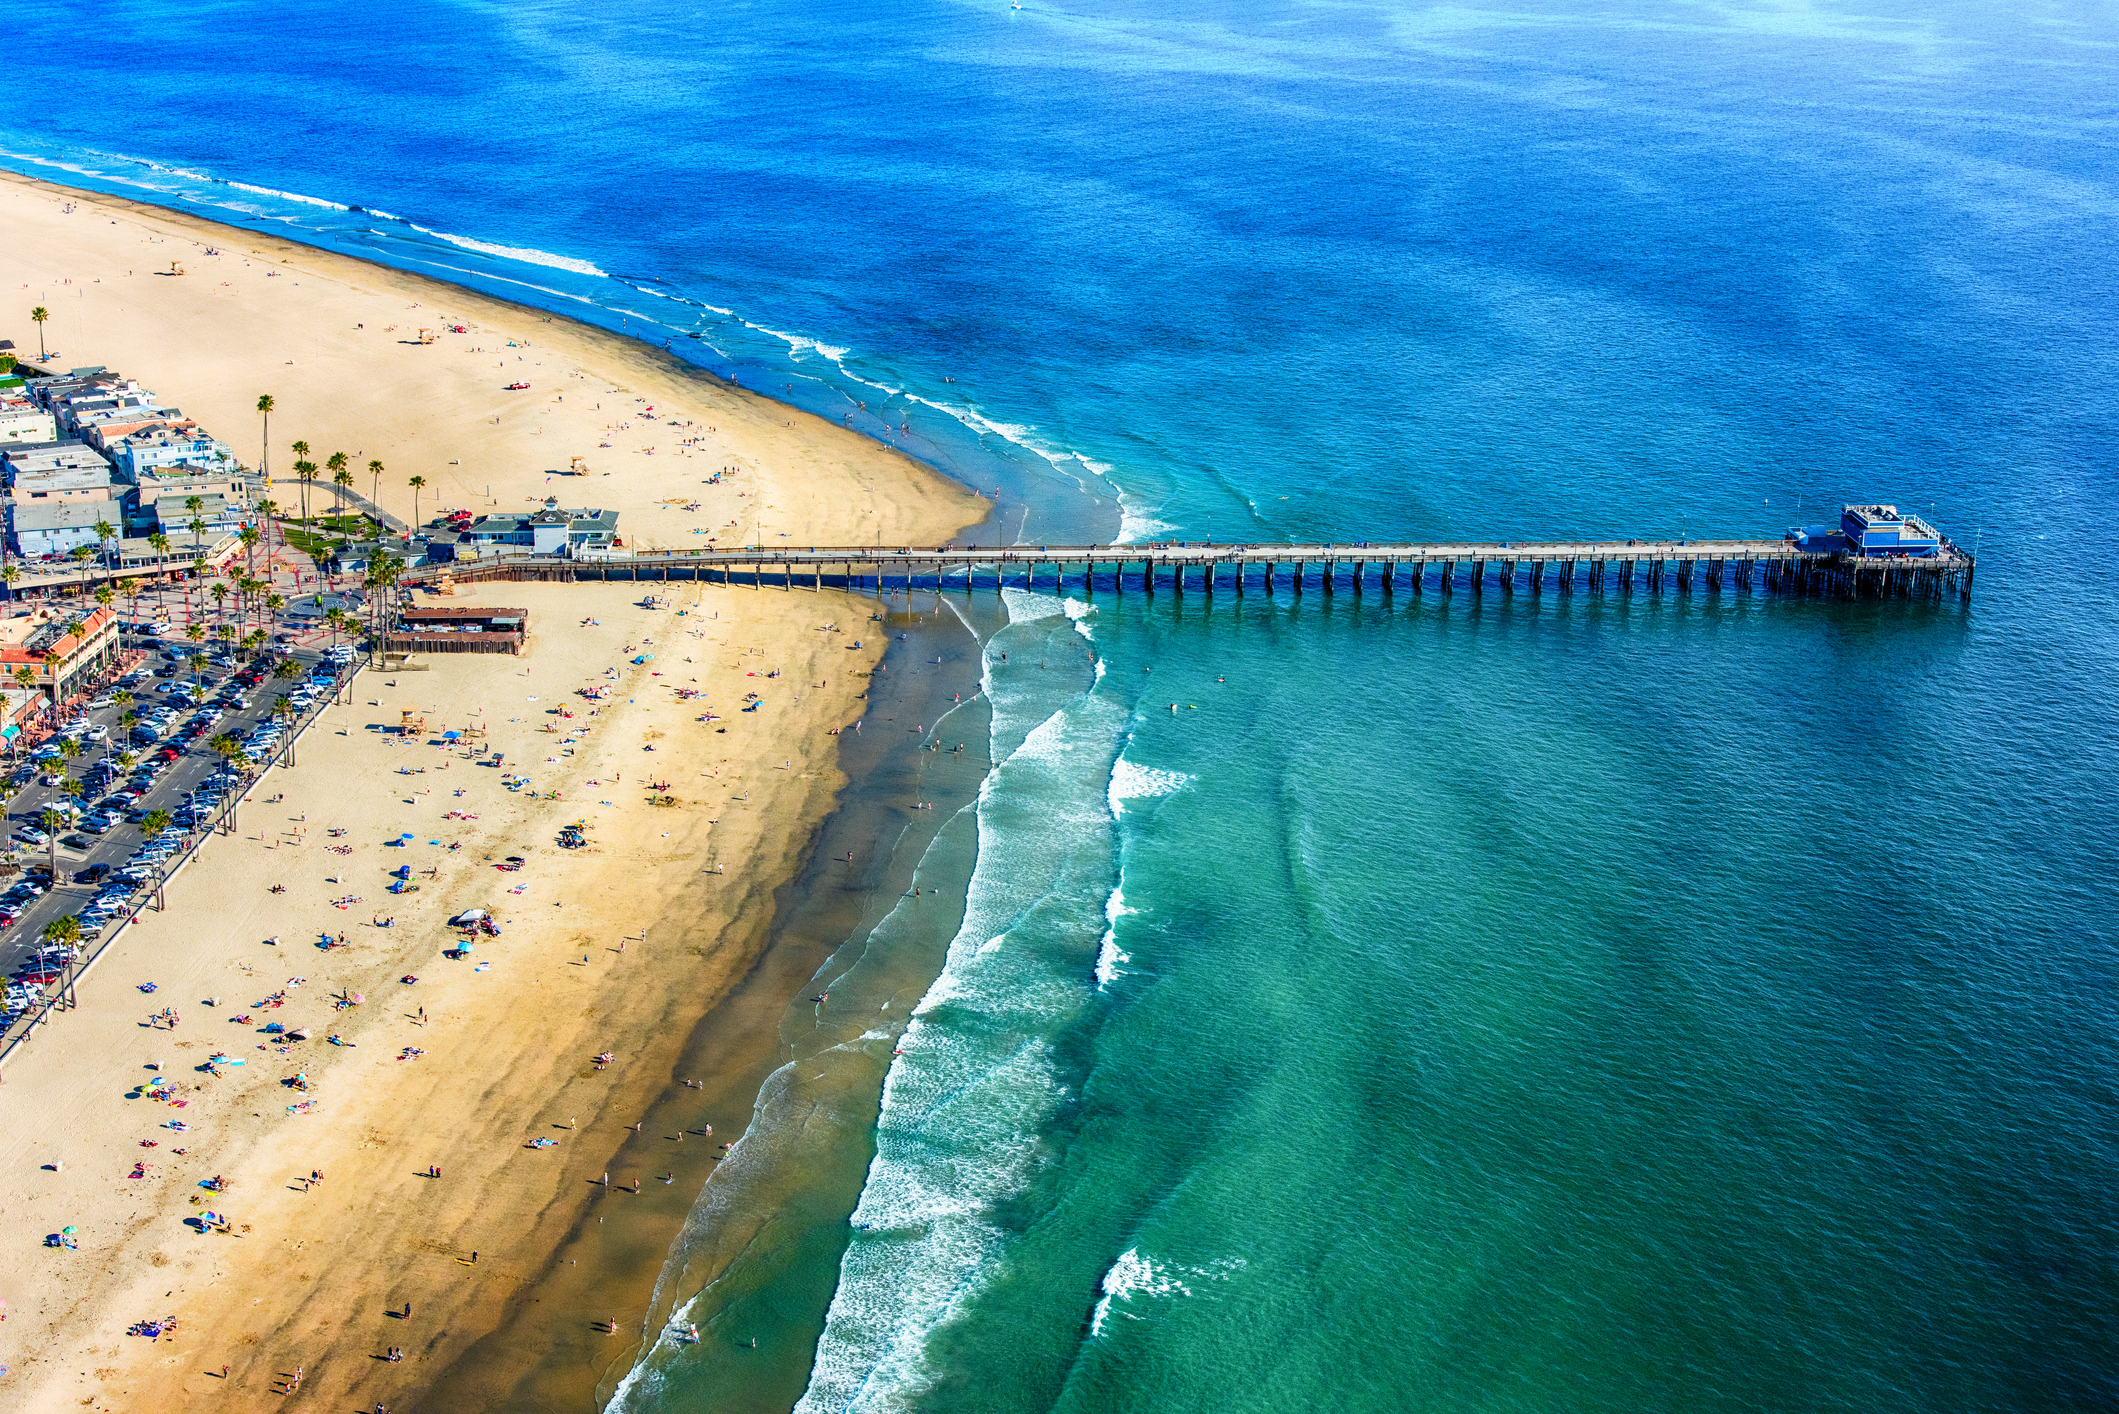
[0,396,56,447]
[8,500,118,559]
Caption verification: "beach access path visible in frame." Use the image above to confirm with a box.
[0,174,987,1413]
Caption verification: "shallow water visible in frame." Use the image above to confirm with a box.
[6,0,2118,1409]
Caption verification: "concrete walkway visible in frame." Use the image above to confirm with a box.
[276,480,409,535]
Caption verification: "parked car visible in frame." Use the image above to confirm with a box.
[73,863,110,885]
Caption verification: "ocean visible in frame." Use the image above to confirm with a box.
[7,0,2118,1410]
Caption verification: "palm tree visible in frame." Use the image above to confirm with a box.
[1,564,16,602]
[39,650,59,700]
[38,805,64,879]
[187,650,206,700]
[364,551,403,665]
[291,441,312,525]
[408,475,426,530]
[93,519,116,591]
[14,664,35,693]
[30,305,48,362]
[42,913,81,955]
[255,498,279,560]
[273,694,299,764]
[368,460,384,523]
[331,466,354,528]
[255,395,274,485]
[146,531,169,560]
[325,452,349,522]
[239,525,261,583]
[142,807,169,838]
[264,593,284,643]
[210,580,228,625]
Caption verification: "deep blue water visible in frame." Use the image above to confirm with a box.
[7,1,2118,1410]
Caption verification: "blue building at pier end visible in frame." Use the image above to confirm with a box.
[1839,505,1942,557]
[1791,504,1946,558]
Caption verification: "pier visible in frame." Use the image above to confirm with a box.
[406,536,1975,601]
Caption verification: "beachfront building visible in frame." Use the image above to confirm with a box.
[101,423,238,483]
[0,603,120,700]
[565,507,621,555]
[9,501,118,560]
[133,465,255,535]
[141,491,244,538]
[0,382,57,447]
[23,367,252,530]
[5,439,113,481]
[5,441,119,505]
[1841,505,1942,558]
[0,683,39,748]
[458,504,618,558]
[110,529,240,577]
[385,605,528,655]
[12,462,119,506]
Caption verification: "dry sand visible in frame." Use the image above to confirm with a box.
[0,167,985,553]
[0,173,986,1412]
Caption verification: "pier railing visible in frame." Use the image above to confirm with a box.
[404,538,1974,600]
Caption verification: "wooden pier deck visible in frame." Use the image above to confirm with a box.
[409,537,1975,600]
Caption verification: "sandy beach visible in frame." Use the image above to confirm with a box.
[0,173,986,1412]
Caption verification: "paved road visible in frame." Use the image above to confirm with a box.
[0,642,349,1007]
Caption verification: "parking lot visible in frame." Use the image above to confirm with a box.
[0,637,357,1023]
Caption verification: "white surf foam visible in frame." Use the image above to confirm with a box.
[1093,929,1131,987]
[1088,1248,1245,1337]
[792,590,1128,1414]
[404,223,607,276]
[1107,758,1192,817]
[1117,492,1175,544]
[999,586,1067,622]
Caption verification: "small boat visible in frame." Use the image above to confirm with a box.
[506,381,531,391]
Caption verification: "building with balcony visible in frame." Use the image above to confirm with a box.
[0,604,120,701]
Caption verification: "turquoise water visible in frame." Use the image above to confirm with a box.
[6,1,2118,1409]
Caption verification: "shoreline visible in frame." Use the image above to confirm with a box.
[0,172,993,1413]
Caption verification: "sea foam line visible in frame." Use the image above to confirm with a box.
[793,594,1125,1414]
[0,139,1153,542]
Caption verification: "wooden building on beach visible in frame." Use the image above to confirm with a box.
[384,605,527,655]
